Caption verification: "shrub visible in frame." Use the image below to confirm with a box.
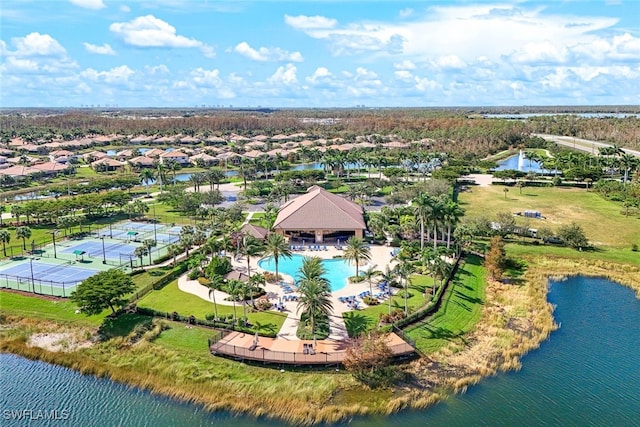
[263,271,279,283]
[343,332,404,388]
[362,296,379,306]
[255,298,273,311]
[187,268,200,280]
[632,244,638,252]
[206,256,233,276]
[349,275,365,283]
[379,309,406,324]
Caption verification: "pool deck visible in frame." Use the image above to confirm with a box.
[177,244,399,342]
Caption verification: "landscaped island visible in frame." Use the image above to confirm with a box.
[1,109,639,425]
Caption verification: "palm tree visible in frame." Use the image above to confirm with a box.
[342,236,371,277]
[15,226,31,251]
[296,277,333,347]
[0,230,10,257]
[167,243,181,267]
[427,196,445,253]
[263,233,292,284]
[297,256,330,289]
[139,169,155,196]
[361,265,380,300]
[156,163,168,192]
[134,246,148,268]
[443,201,464,250]
[207,275,224,321]
[395,261,415,315]
[379,265,398,315]
[206,168,225,191]
[413,193,431,250]
[226,279,243,325]
[239,235,264,277]
[143,239,157,265]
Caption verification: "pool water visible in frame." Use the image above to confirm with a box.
[258,254,355,292]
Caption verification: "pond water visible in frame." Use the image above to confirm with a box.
[2,276,639,426]
[495,151,546,173]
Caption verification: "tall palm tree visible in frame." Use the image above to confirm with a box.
[143,239,157,265]
[15,226,31,251]
[413,193,431,250]
[0,230,10,257]
[395,261,415,315]
[139,169,155,196]
[239,235,264,277]
[427,196,445,252]
[297,277,333,348]
[361,265,380,300]
[206,168,225,191]
[263,233,292,284]
[226,279,243,325]
[155,162,168,192]
[342,236,371,277]
[443,201,464,250]
[297,256,329,289]
[207,275,224,321]
[379,265,398,315]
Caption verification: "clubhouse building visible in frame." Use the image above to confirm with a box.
[273,185,366,243]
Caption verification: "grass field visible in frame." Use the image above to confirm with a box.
[137,280,288,335]
[459,185,640,249]
[0,291,106,325]
[404,255,486,354]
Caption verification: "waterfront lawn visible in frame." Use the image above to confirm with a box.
[99,313,152,338]
[404,255,486,354]
[459,185,640,249]
[152,321,214,357]
[0,291,105,326]
[137,280,288,334]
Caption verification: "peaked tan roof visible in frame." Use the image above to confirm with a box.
[273,186,365,231]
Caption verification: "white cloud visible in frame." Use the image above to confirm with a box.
[145,64,170,74]
[81,65,134,84]
[394,60,416,70]
[284,14,337,30]
[432,54,467,69]
[394,70,413,81]
[110,15,202,48]
[234,42,303,62]
[399,8,413,18]
[11,33,66,57]
[269,64,298,85]
[306,67,332,84]
[200,44,216,59]
[120,5,131,13]
[69,0,106,10]
[83,42,116,55]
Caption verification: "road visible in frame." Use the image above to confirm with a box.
[534,134,640,158]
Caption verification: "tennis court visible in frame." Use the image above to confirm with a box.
[0,260,100,297]
[60,241,137,260]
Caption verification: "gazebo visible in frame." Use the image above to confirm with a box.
[272,186,366,243]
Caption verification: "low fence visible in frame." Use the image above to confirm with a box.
[208,339,415,365]
[0,273,78,297]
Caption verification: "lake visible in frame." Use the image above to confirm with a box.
[495,151,546,173]
[2,276,639,426]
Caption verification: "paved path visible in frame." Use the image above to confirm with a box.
[534,133,640,158]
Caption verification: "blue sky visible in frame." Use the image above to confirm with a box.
[1,0,639,108]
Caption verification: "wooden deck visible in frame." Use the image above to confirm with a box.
[210,331,415,365]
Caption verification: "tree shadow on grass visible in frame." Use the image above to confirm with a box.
[254,321,277,335]
[99,313,152,339]
[343,311,372,337]
[453,289,484,306]
[419,324,467,344]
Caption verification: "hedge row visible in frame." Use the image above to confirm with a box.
[135,306,278,338]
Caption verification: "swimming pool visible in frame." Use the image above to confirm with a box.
[258,254,355,292]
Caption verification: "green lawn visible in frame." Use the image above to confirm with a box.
[404,255,486,354]
[0,290,106,326]
[152,321,214,357]
[459,185,640,249]
[146,201,197,225]
[137,280,288,335]
[343,277,431,337]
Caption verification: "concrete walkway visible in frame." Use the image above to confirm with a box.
[175,244,397,341]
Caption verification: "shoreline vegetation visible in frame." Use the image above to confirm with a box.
[2,256,638,425]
